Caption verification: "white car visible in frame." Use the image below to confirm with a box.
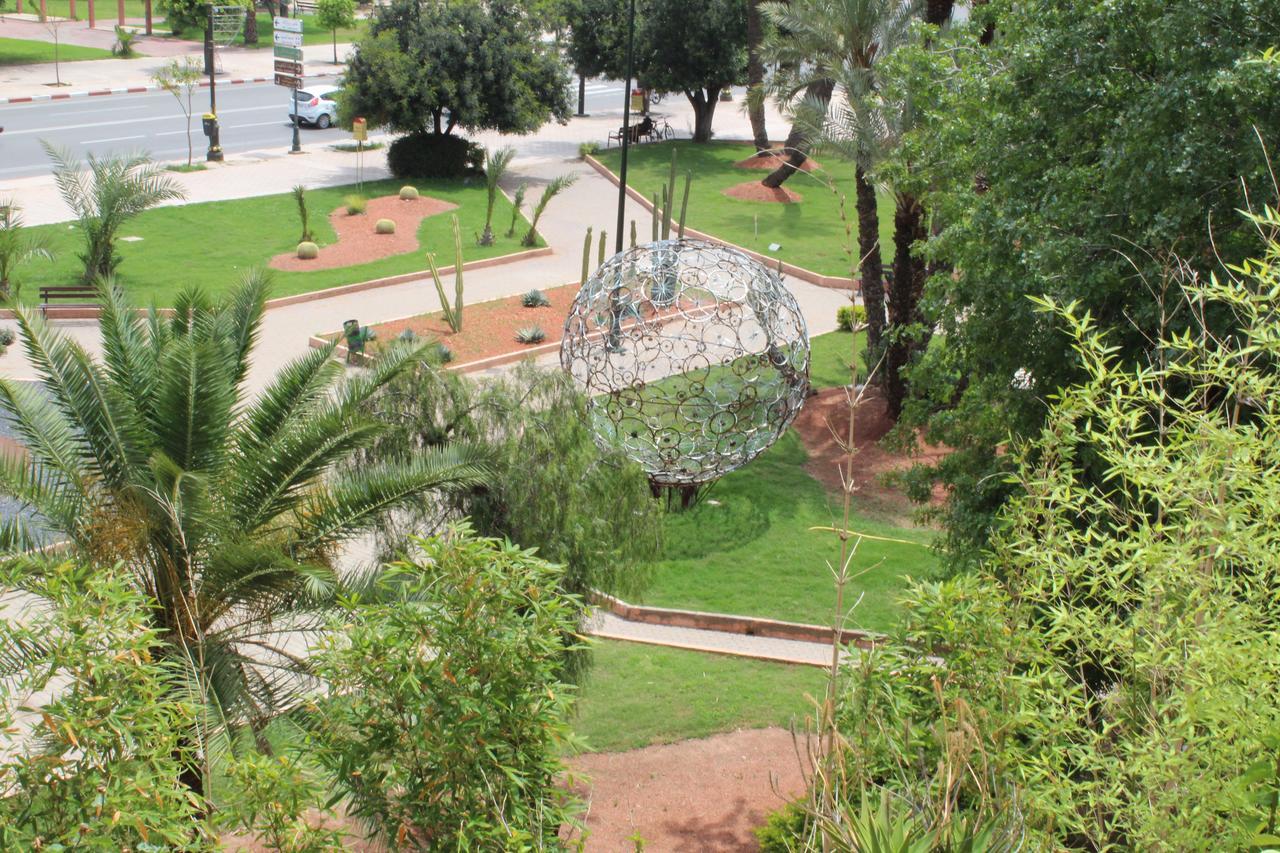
[287,84,341,129]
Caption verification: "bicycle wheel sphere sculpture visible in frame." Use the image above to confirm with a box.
[560,239,810,489]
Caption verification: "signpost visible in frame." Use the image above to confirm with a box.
[273,15,304,153]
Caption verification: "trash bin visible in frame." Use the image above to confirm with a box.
[631,88,646,113]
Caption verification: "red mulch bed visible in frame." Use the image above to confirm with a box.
[734,152,821,173]
[792,385,948,520]
[362,283,578,365]
[269,194,457,272]
[564,727,807,851]
[723,180,803,204]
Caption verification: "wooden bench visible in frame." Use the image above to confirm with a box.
[39,285,99,315]
[293,0,318,14]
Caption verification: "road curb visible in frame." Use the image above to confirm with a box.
[0,70,341,105]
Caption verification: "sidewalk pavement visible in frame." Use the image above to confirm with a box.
[0,17,353,102]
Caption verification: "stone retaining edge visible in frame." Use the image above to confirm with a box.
[588,590,883,651]
[3,246,553,321]
[582,153,858,291]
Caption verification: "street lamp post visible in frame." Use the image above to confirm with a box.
[614,0,636,254]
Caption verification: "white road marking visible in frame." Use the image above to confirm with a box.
[79,134,147,144]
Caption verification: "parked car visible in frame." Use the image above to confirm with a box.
[287,84,341,129]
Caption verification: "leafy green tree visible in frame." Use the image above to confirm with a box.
[151,57,203,168]
[342,0,571,137]
[43,144,185,285]
[565,0,747,141]
[638,0,747,142]
[314,0,355,64]
[0,560,207,849]
[816,223,1280,847]
[361,361,662,668]
[0,201,53,302]
[308,525,584,847]
[0,275,489,796]
[889,0,1280,567]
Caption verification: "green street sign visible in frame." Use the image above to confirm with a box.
[273,45,303,61]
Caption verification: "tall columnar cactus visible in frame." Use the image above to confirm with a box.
[677,172,691,239]
[630,219,638,249]
[598,230,607,267]
[426,215,466,333]
[581,226,593,286]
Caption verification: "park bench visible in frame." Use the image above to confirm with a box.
[293,0,318,13]
[38,285,99,315]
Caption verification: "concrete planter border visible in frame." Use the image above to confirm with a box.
[4,246,552,321]
[583,153,857,291]
[589,590,884,652]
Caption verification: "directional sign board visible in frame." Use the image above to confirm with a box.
[274,59,303,76]
[273,29,303,48]
[273,15,303,32]
[273,45,303,61]
[275,73,302,89]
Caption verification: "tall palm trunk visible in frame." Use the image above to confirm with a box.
[885,192,927,419]
[855,165,885,359]
[761,79,834,188]
[746,0,770,154]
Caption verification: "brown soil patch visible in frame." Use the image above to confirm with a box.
[734,152,821,173]
[269,194,457,272]
[564,727,807,851]
[793,385,948,519]
[723,180,803,204]
[358,283,578,366]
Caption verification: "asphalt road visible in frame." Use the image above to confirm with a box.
[0,77,629,179]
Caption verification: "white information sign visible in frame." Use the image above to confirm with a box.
[273,30,303,48]
[273,16,303,32]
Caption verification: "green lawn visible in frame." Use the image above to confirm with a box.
[640,425,935,632]
[171,13,368,47]
[0,37,115,65]
[572,640,825,753]
[596,140,896,278]
[809,328,866,389]
[21,178,537,307]
[16,0,149,22]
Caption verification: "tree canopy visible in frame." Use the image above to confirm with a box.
[342,0,572,137]
[564,0,747,141]
[888,0,1280,567]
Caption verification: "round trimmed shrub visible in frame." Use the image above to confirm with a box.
[296,241,319,259]
[399,186,419,200]
[375,219,396,235]
[387,132,484,179]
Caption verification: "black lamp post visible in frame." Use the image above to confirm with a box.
[614,0,636,254]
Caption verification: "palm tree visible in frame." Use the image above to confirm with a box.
[522,173,578,247]
[42,143,185,285]
[763,0,920,368]
[0,201,54,302]
[479,146,517,246]
[0,272,490,796]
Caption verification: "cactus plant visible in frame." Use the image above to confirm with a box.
[425,214,465,333]
[515,325,546,344]
[399,185,419,200]
[521,289,551,308]
[296,241,319,259]
[375,219,396,235]
[580,226,593,285]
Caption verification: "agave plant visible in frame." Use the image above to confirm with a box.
[0,272,489,795]
[42,143,185,285]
